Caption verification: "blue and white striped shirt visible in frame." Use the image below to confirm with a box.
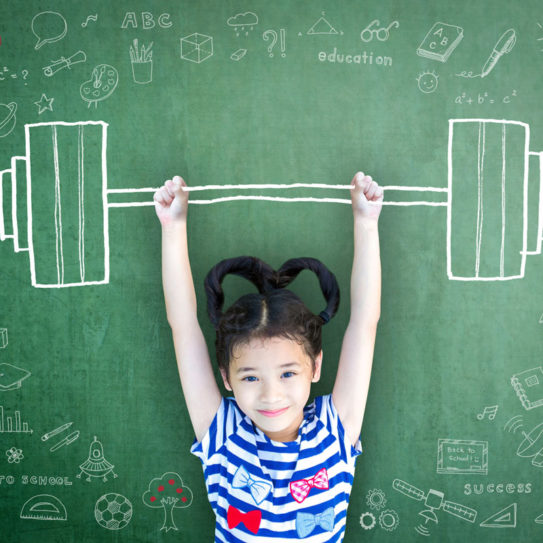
[191,395,362,542]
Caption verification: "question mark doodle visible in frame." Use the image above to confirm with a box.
[263,29,286,58]
[21,70,28,84]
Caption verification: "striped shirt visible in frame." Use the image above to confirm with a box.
[191,395,362,542]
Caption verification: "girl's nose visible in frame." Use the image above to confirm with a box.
[260,381,282,403]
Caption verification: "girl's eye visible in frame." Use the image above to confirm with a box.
[282,371,295,378]
[242,376,258,382]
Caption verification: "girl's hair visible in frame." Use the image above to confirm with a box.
[204,256,340,377]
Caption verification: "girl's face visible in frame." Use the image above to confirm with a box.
[221,336,322,442]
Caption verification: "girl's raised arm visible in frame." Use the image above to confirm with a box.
[332,172,383,446]
[154,176,222,442]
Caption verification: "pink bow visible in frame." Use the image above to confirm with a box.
[289,468,329,503]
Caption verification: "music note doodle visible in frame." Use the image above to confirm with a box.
[82,14,98,28]
[477,405,499,420]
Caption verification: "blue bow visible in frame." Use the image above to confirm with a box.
[232,465,272,505]
[296,507,335,538]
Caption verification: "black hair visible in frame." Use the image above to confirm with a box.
[204,256,340,377]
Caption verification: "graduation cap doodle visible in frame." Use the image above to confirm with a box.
[0,363,31,391]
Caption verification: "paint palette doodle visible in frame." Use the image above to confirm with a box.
[80,65,119,108]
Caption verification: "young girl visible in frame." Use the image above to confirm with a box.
[154,172,383,542]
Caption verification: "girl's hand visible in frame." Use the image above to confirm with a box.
[154,175,189,226]
[350,171,384,222]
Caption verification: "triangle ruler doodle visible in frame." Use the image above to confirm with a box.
[307,14,340,35]
[480,503,517,528]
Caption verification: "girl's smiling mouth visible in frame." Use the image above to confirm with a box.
[257,407,289,417]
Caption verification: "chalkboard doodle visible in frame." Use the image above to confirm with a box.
[227,12,258,37]
[121,12,172,30]
[365,488,387,510]
[180,33,213,64]
[436,439,488,475]
[31,12,67,50]
[392,479,477,536]
[41,421,73,443]
[476,405,499,421]
[77,436,118,482]
[454,89,518,105]
[94,493,133,530]
[480,503,516,528]
[81,14,98,28]
[359,511,376,530]
[379,509,399,531]
[360,20,399,42]
[516,421,543,468]
[535,512,543,524]
[511,366,543,410]
[416,70,439,94]
[0,328,7,348]
[6,446,24,463]
[306,12,342,36]
[263,29,286,58]
[0,406,32,434]
[34,93,54,115]
[504,415,524,435]
[0,362,31,391]
[0,102,17,137]
[538,23,543,51]
[80,65,119,108]
[417,22,463,62]
[42,51,87,78]
[230,49,247,62]
[49,430,80,452]
[142,472,193,532]
[129,40,153,84]
[20,494,67,521]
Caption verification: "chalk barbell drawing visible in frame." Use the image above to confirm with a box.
[0,119,542,287]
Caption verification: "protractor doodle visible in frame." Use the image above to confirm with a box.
[80,64,118,108]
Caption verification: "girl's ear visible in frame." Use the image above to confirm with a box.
[312,351,323,383]
[220,368,233,391]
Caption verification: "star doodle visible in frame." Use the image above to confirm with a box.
[34,93,54,114]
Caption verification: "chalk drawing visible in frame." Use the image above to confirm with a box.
[454,89,518,105]
[504,415,524,434]
[20,494,67,520]
[417,22,463,62]
[32,12,67,50]
[417,71,439,93]
[230,49,247,61]
[360,20,399,42]
[535,512,543,524]
[306,12,342,36]
[50,431,79,452]
[41,422,72,442]
[77,436,117,482]
[0,102,17,137]
[477,405,498,420]
[43,51,86,77]
[456,29,516,78]
[227,12,258,36]
[6,446,24,463]
[263,29,286,57]
[95,493,133,530]
[130,40,153,84]
[0,362,31,391]
[142,472,193,532]
[0,328,6,348]
[516,422,543,468]
[0,406,32,433]
[437,438,488,475]
[82,14,98,28]
[379,510,399,531]
[180,33,213,63]
[511,366,543,409]
[34,94,54,114]
[80,65,119,108]
[366,488,387,510]
[393,479,477,537]
[538,23,543,51]
[480,503,516,528]
[360,512,376,530]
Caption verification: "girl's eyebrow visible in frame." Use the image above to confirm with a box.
[236,361,301,373]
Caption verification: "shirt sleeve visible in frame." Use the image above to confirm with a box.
[317,394,363,465]
[190,397,243,465]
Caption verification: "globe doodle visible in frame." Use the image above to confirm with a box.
[0,102,17,137]
[94,493,133,530]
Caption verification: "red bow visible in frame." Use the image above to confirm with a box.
[227,505,261,534]
[290,468,329,503]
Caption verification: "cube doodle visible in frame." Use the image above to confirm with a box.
[180,33,213,63]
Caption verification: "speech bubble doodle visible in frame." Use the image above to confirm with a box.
[31,11,67,50]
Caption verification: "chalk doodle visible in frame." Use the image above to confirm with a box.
[0,363,31,391]
[360,20,399,42]
[417,22,463,62]
[31,11,67,50]
[454,90,518,105]
[379,510,399,531]
[34,94,54,115]
[305,12,342,36]
[504,415,524,434]
[95,493,133,530]
[464,482,531,495]
[480,503,516,528]
[360,511,376,530]
[538,23,543,51]
[180,33,213,63]
[516,421,543,468]
[0,67,29,84]
[417,70,439,93]
[511,366,543,410]
[43,51,87,77]
[80,65,119,108]
[81,14,98,28]
[477,405,499,420]
[436,439,488,475]
[42,422,80,451]
[130,40,153,84]
[121,12,172,29]
[20,494,67,521]
[77,436,117,482]
[0,406,32,433]
[143,472,193,532]
[0,102,16,137]
[535,512,543,524]
[263,29,286,58]
[393,479,477,536]
[0,328,6,348]
[227,12,258,36]
[230,49,247,61]
[6,447,24,463]
[366,488,387,510]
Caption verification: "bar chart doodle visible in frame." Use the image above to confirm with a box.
[0,405,33,434]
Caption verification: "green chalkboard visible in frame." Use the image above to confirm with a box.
[1,0,543,541]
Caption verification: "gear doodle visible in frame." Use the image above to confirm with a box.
[366,488,387,510]
[360,511,376,530]
[6,447,23,463]
[379,509,400,532]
